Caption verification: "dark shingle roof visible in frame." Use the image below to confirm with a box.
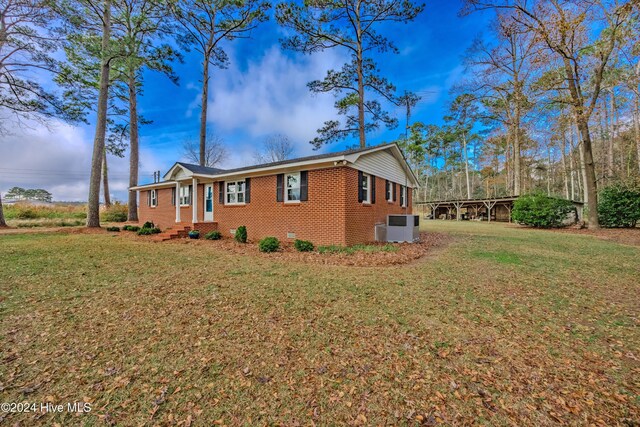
[179,143,397,176]
[175,162,227,175]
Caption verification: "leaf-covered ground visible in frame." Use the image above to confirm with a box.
[0,222,638,426]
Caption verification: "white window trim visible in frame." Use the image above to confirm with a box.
[285,172,301,203]
[362,173,371,204]
[386,180,393,202]
[150,189,157,208]
[225,180,246,205]
[401,185,407,207]
[179,185,190,206]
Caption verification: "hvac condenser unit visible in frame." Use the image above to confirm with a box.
[386,214,420,243]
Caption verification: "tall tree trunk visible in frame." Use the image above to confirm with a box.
[0,193,6,227]
[86,0,111,228]
[102,149,111,208]
[199,52,210,166]
[355,5,365,148]
[607,90,615,179]
[635,92,640,174]
[577,119,598,227]
[562,132,570,199]
[513,111,521,196]
[127,70,139,222]
[564,57,599,228]
[462,134,471,199]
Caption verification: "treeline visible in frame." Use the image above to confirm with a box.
[398,0,639,229]
[0,0,425,228]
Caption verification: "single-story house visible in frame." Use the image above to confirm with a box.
[131,143,419,246]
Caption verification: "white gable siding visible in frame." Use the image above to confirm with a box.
[173,168,189,180]
[351,149,415,187]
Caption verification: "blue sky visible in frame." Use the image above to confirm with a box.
[0,0,493,201]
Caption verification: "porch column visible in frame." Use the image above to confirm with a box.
[175,181,181,223]
[192,177,198,224]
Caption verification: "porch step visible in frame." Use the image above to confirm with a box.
[152,225,191,242]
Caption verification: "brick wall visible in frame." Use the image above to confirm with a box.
[343,167,413,246]
[212,167,347,246]
[137,166,412,246]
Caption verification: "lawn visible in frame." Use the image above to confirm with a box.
[0,222,638,426]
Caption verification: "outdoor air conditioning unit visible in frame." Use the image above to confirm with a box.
[386,214,420,243]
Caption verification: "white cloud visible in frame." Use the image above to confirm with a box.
[203,46,345,167]
[0,119,136,202]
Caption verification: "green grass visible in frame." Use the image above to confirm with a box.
[0,221,638,425]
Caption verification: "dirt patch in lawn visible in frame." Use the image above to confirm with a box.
[158,232,452,266]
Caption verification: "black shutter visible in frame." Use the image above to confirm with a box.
[219,182,224,204]
[188,185,193,205]
[171,187,176,206]
[393,183,397,202]
[300,171,308,201]
[276,174,284,202]
[245,178,251,203]
[371,175,376,204]
[147,190,151,207]
[385,180,390,201]
[155,190,158,206]
[400,185,405,206]
[357,170,363,203]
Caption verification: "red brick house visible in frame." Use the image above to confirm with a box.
[131,143,418,246]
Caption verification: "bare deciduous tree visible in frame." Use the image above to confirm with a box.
[253,134,294,164]
[465,0,634,228]
[182,133,227,168]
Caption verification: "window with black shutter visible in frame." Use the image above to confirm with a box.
[357,170,364,202]
[393,182,397,202]
[400,185,405,207]
[146,190,151,207]
[370,175,376,204]
[171,187,176,206]
[218,182,224,204]
[300,171,308,201]
[276,174,284,202]
[245,178,251,203]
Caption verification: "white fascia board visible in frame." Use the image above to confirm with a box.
[162,163,193,180]
[192,156,348,180]
[130,181,176,191]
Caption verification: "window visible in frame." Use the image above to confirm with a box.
[386,180,393,202]
[226,180,245,204]
[285,172,301,202]
[150,189,157,207]
[361,173,371,203]
[400,185,407,207]
[179,185,190,206]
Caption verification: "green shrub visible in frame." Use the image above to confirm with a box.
[15,208,38,219]
[511,193,575,228]
[106,226,120,232]
[101,203,128,222]
[598,184,640,228]
[259,236,280,253]
[137,227,161,235]
[294,239,314,252]
[235,225,247,243]
[124,225,140,232]
[205,231,222,240]
[142,221,155,229]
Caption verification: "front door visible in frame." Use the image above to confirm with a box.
[204,184,213,221]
